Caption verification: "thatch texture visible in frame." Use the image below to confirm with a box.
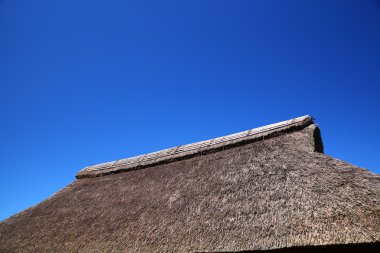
[0,117,379,253]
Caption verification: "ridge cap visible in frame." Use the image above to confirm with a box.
[76,115,313,179]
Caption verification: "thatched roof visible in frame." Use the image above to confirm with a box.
[1,115,379,253]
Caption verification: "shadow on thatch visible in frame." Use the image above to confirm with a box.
[202,242,380,252]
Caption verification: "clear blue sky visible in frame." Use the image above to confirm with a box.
[1,0,379,221]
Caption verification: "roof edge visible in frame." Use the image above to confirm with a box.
[76,115,314,179]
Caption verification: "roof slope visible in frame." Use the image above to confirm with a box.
[1,116,379,253]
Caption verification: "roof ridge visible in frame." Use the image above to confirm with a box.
[76,115,313,179]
